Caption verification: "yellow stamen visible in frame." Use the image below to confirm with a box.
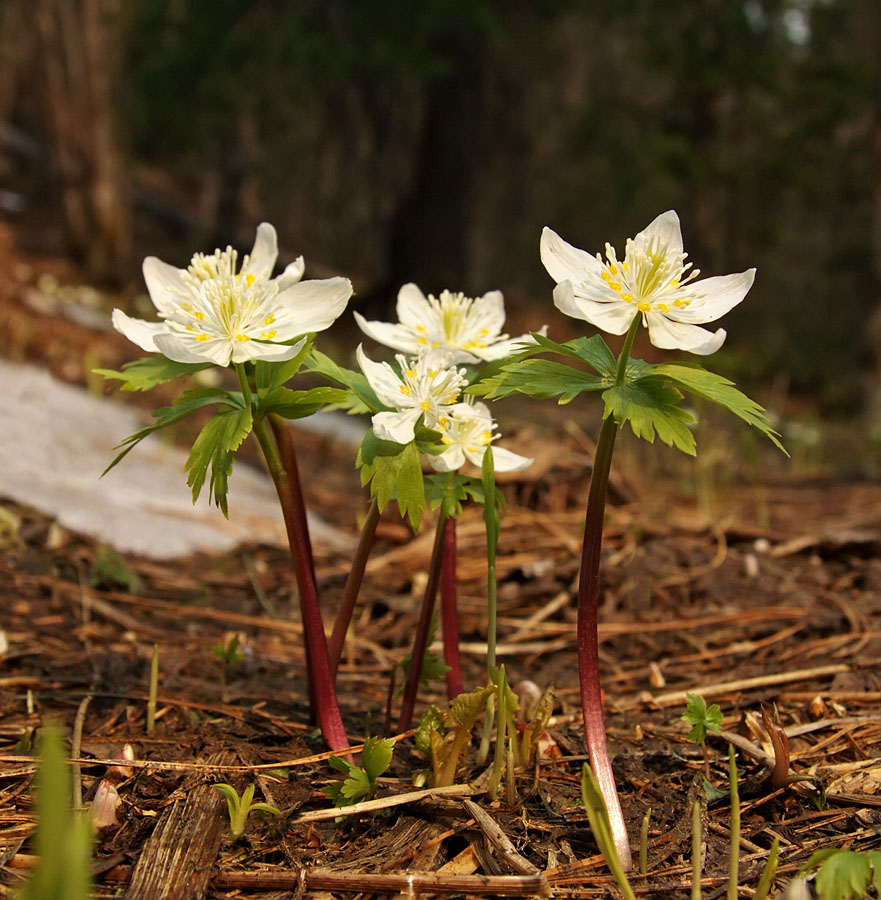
[236,334,251,342]
[637,302,651,312]
[656,303,669,313]
[400,385,411,396]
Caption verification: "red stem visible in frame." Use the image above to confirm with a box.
[253,418,348,752]
[440,516,464,699]
[328,496,381,677]
[398,511,449,731]
[577,413,632,870]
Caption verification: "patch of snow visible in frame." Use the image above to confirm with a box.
[0,358,354,559]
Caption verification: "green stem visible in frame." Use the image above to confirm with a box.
[328,496,381,677]
[728,747,740,900]
[252,415,348,752]
[575,316,640,871]
[398,509,449,731]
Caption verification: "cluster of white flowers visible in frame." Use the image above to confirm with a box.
[355,285,534,473]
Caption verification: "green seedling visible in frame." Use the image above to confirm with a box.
[322,735,395,808]
[213,783,282,840]
[146,643,159,734]
[19,726,92,900]
[682,692,723,778]
[89,545,144,593]
[212,634,246,701]
[797,848,881,900]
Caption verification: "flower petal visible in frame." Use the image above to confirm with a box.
[428,445,466,472]
[244,222,278,281]
[154,331,232,366]
[645,314,726,355]
[474,290,506,334]
[554,282,636,335]
[540,227,606,285]
[474,330,542,361]
[634,210,683,258]
[273,276,352,336]
[486,446,534,472]
[142,257,189,314]
[372,408,421,444]
[670,270,755,324]
[231,336,306,364]
[396,283,432,326]
[352,312,422,355]
[111,309,167,353]
[275,256,305,291]
[356,345,404,407]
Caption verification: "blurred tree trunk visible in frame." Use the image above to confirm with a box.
[34,0,130,285]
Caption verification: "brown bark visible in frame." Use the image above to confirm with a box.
[34,0,130,284]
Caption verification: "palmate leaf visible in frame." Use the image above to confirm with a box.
[95,356,212,392]
[800,849,881,900]
[603,379,697,455]
[468,358,607,403]
[256,385,350,419]
[184,405,253,517]
[647,362,786,453]
[102,388,241,474]
[356,431,425,530]
[527,331,618,376]
[361,735,395,783]
[305,348,381,414]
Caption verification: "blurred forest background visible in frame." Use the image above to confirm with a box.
[1,0,879,414]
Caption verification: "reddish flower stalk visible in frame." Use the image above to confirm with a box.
[574,319,640,871]
[252,415,348,752]
[328,496,381,677]
[440,516,464,699]
[268,414,315,583]
[398,510,449,731]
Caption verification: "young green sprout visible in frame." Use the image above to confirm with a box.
[322,736,395,808]
[213,783,282,840]
[472,211,785,870]
[682,692,723,778]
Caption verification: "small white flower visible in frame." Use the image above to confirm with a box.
[356,345,466,444]
[112,223,352,367]
[429,400,533,473]
[354,283,539,363]
[540,211,755,355]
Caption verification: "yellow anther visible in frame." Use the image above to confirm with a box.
[416,325,426,333]
[263,314,275,326]
[441,437,452,445]
[673,298,691,307]
[608,282,622,291]
[656,303,669,313]
[420,400,431,411]
[236,334,251,341]
[608,263,617,275]
[196,334,210,342]
[417,337,427,345]
[671,279,679,288]
[480,328,490,336]
[261,330,277,339]
[246,273,256,287]
[637,302,651,312]
[400,385,411,396]
[621,293,633,303]
[601,271,611,282]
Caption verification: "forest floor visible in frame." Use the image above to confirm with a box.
[0,235,880,899]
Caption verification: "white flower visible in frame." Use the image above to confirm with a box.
[356,345,467,444]
[112,223,352,367]
[354,283,539,363]
[429,401,533,473]
[540,211,755,355]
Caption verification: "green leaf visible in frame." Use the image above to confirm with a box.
[468,358,606,402]
[90,545,145,593]
[603,379,697,454]
[184,405,253,516]
[800,849,880,900]
[682,692,723,744]
[254,336,314,391]
[340,768,372,800]
[448,684,495,730]
[424,473,472,518]
[328,754,357,776]
[356,432,425,530]
[257,385,350,419]
[361,736,395,782]
[645,362,786,453]
[102,388,241,474]
[528,331,618,376]
[305,348,381,413]
[95,356,212,392]
[414,705,445,756]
